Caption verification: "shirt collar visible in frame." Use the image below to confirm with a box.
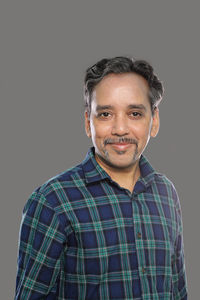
[133,155,156,194]
[82,147,157,192]
[82,147,110,184]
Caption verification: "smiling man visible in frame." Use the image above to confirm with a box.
[15,57,187,299]
[85,71,160,193]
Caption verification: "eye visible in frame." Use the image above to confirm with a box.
[97,112,111,118]
[130,111,142,118]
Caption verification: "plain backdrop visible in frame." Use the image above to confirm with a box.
[1,1,199,299]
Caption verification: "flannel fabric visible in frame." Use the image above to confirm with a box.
[15,147,187,299]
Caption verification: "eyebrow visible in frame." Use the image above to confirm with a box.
[96,104,147,112]
[96,105,114,111]
[127,104,147,111]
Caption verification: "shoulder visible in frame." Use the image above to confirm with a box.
[153,172,181,214]
[154,172,176,189]
[24,162,85,211]
[41,161,85,195]
[40,162,84,192]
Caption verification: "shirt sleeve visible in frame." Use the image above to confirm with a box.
[15,189,67,299]
[172,188,188,300]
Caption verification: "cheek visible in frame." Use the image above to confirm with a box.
[130,121,152,139]
[91,122,112,138]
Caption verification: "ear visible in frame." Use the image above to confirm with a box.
[85,110,91,138]
[150,107,160,138]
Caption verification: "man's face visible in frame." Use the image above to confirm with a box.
[85,73,159,172]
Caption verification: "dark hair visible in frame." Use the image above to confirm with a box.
[84,56,164,115]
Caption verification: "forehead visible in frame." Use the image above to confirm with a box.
[92,72,150,107]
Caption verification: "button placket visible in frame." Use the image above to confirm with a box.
[142,267,146,274]
[132,196,149,295]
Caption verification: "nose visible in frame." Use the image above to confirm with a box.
[111,114,129,136]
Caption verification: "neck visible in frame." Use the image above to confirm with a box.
[95,155,141,193]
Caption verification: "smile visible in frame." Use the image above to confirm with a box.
[110,143,134,151]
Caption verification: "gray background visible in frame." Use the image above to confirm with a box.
[1,1,199,299]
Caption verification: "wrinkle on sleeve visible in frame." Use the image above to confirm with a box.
[15,190,67,299]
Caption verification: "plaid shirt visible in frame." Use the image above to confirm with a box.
[15,147,187,299]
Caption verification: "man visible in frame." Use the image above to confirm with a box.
[15,56,187,299]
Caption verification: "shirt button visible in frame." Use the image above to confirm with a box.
[142,267,146,274]
[137,232,142,239]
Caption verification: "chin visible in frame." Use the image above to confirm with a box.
[107,158,138,170]
[110,153,139,165]
[96,148,140,170]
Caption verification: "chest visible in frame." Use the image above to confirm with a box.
[63,182,176,255]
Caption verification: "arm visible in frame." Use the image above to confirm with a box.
[172,189,188,300]
[15,190,66,299]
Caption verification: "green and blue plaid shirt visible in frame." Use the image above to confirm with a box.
[15,147,187,299]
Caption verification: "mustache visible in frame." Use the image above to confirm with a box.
[104,137,138,146]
